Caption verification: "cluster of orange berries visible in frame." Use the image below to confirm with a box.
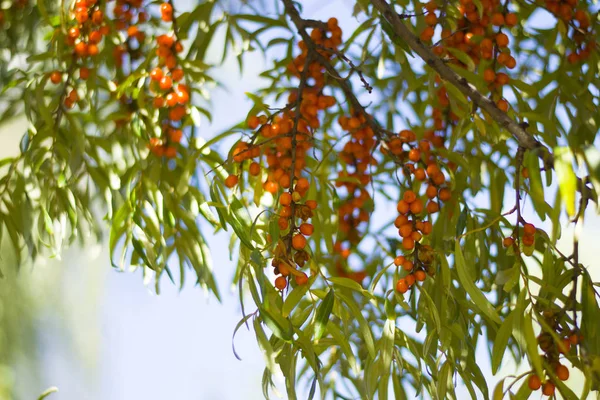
[423,0,518,112]
[545,0,595,64]
[503,221,536,248]
[226,18,343,291]
[48,0,109,108]
[384,130,451,293]
[146,4,188,158]
[527,311,582,396]
[332,112,376,270]
[112,0,148,66]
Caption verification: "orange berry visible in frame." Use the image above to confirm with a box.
[483,68,496,83]
[491,13,505,26]
[420,26,435,42]
[292,234,307,250]
[305,200,317,210]
[422,221,433,235]
[295,177,310,193]
[542,381,555,396]
[295,272,309,285]
[68,26,80,38]
[402,259,414,271]
[528,375,542,391]
[425,201,439,214]
[394,255,406,267]
[164,146,177,158]
[278,217,289,230]
[414,168,426,181]
[497,99,509,112]
[150,67,163,81]
[408,148,421,162]
[414,270,427,281]
[397,200,410,214]
[559,338,571,354]
[438,187,451,202]
[275,276,287,290]
[396,278,409,293]
[503,237,514,247]
[556,364,569,381]
[402,237,415,250]
[410,231,422,241]
[247,115,260,129]
[225,174,238,188]
[168,129,182,143]
[496,33,509,47]
[159,76,173,90]
[74,41,88,57]
[50,71,62,84]
[523,223,536,235]
[299,223,314,236]
[249,162,260,176]
[410,198,424,214]
[425,12,438,26]
[405,274,416,287]
[496,72,510,86]
[568,333,579,345]
[403,190,417,204]
[426,185,438,199]
[399,224,413,238]
[505,13,518,26]
[280,192,292,206]
[522,234,535,246]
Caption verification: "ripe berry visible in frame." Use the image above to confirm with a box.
[497,99,509,112]
[496,33,509,47]
[505,13,518,26]
[405,274,416,287]
[403,190,417,203]
[528,374,541,391]
[292,234,307,250]
[50,71,62,84]
[249,162,260,176]
[305,200,317,210]
[396,278,409,293]
[159,76,173,90]
[295,272,309,285]
[503,237,514,248]
[79,67,90,80]
[299,223,314,236]
[542,381,555,396]
[275,276,287,290]
[556,364,569,381]
[225,174,238,188]
[280,192,292,206]
[394,255,405,266]
[523,223,536,235]
[414,270,427,282]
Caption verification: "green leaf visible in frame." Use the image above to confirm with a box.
[523,311,543,379]
[282,277,313,317]
[314,289,334,341]
[491,312,514,374]
[314,289,335,341]
[454,240,501,324]
[328,276,373,298]
[554,147,577,217]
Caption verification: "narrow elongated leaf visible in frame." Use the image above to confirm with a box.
[454,241,501,324]
[314,289,334,341]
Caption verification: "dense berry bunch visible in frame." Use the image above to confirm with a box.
[50,0,109,108]
[424,0,517,113]
[112,0,148,67]
[332,111,376,281]
[385,130,452,293]
[527,311,582,396]
[226,18,343,290]
[147,5,188,158]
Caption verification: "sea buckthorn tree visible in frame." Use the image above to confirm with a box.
[1,0,599,398]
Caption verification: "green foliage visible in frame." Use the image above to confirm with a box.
[0,0,599,398]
